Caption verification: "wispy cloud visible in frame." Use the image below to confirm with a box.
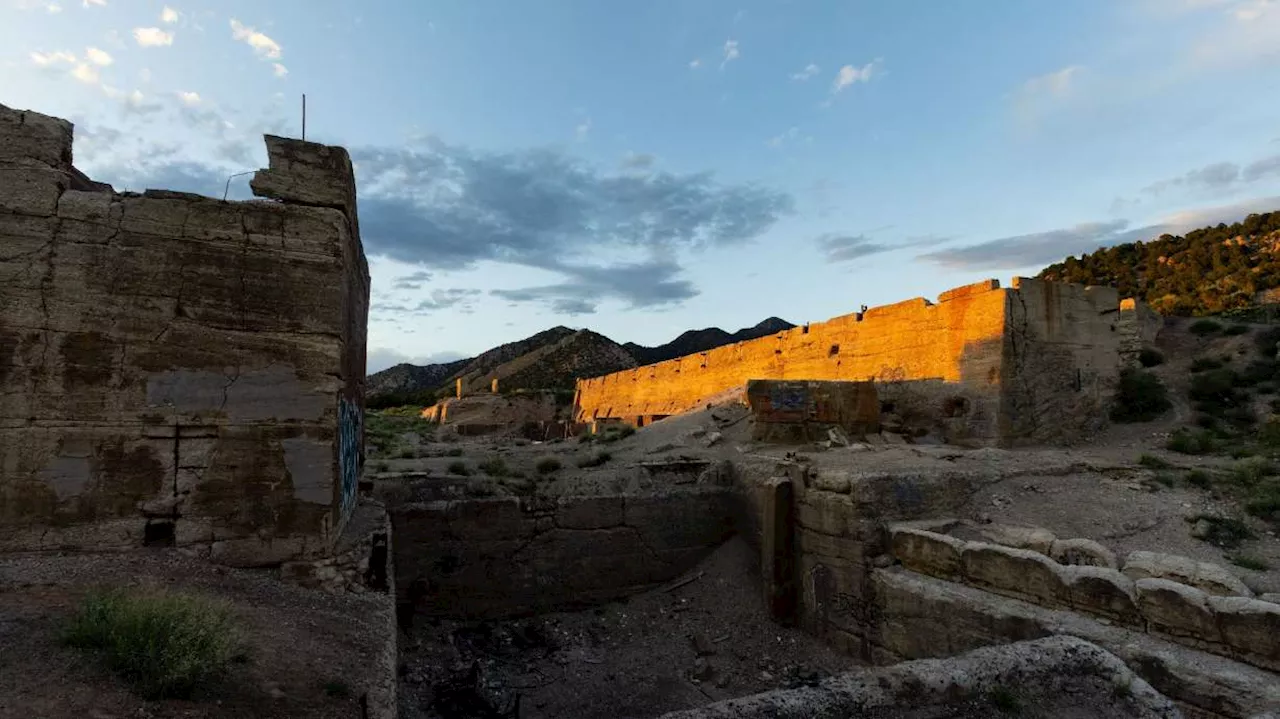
[70,63,99,84]
[272,63,288,77]
[161,6,178,23]
[230,19,282,59]
[178,91,201,106]
[82,0,104,6]
[1020,65,1082,98]
[720,40,740,69]
[819,232,946,262]
[30,50,76,66]
[916,195,1280,270]
[1012,65,1083,128]
[84,47,112,66]
[575,117,592,141]
[791,63,820,81]
[831,59,880,94]
[133,27,174,47]
[689,58,702,70]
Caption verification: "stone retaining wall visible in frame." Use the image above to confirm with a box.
[392,487,736,618]
[888,524,1280,674]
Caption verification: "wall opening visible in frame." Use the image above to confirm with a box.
[143,520,175,547]
[829,344,840,357]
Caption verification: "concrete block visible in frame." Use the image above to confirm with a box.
[1060,565,1140,624]
[890,526,965,579]
[978,524,1057,554]
[1049,538,1118,569]
[1135,578,1220,643]
[1208,595,1280,667]
[1124,550,1253,597]
[960,541,1069,606]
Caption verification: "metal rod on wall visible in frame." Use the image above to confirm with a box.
[302,93,307,141]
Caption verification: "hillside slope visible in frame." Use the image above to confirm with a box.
[624,317,795,365]
[1038,210,1280,316]
[452,329,638,395]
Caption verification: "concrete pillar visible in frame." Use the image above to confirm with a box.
[762,476,796,624]
[491,378,499,394]
[455,378,463,399]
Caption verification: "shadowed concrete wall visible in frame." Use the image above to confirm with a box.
[0,104,369,566]
[576,278,1146,446]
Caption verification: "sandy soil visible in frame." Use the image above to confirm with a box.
[397,536,857,719]
[0,551,392,719]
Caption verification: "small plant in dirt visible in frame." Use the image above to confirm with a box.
[1110,369,1171,423]
[1225,324,1251,336]
[1138,348,1164,367]
[1166,428,1216,455]
[597,425,637,443]
[1188,514,1256,549]
[535,457,562,475]
[577,451,612,468]
[1245,483,1280,522]
[1231,456,1276,485]
[478,458,510,477]
[1190,319,1223,336]
[1138,454,1173,469]
[446,447,465,457]
[373,461,390,473]
[1190,357,1225,373]
[1254,326,1280,355]
[465,478,496,497]
[447,461,471,476]
[1151,472,1176,488]
[1229,554,1272,571]
[1185,469,1214,489]
[397,448,416,459]
[63,589,240,699]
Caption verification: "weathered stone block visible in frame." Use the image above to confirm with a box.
[1124,550,1252,597]
[960,541,1068,606]
[979,524,1057,554]
[1060,565,1140,623]
[1050,537,1118,569]
[890,526,964,579]
[1208,595,1280,667]
[554,495,623,529]
[0,105,72,168]
[1135,577,1220,643]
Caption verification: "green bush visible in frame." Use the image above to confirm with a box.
[63,589,240,699]
[1166,429,1217,455]
[1138,454,1173,469]
[597,425,637,443]
[1245,483,1280,521]
[1110,369,1171,423]
[447,461,470,476]
[535,457,562,474]
[577,451,612,468]
[1230,555,1271,571]
[1256,327,1280,356]
[1225,324,1251,336]
[445,447,465,457]
[1189,368,1242,409]
[1232,456,1276,486]
[1189,514,1256,549]
[1190,319,1223,336]
[1190,357,1224,373]
[1185,469,1213,488]
[1138,348,1164,367]
[478,458,510,477]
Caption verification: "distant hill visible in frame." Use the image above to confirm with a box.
[365,316,795,408]
[623,317,795,365]
[1038,210,1280,316]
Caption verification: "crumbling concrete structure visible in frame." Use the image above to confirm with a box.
[575,279,1161,446]
[0,104,369,566]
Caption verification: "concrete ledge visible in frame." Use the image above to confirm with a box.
[961,541,1069,606]
[1124,550,1254,598]
[1135,578,1220,644]
[889,526,964,579]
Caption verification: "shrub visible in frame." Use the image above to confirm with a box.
[1244,483,1280,521]
[445,448,465,457]
[1153,472,1176,488]
[1110,369,1171,423]
[63,589,239,699]
[447,461,471,476]
[535,457,562,475]
[1185,469,1213,488]
[396,448,416,459]
[1137,348,1164,367]
[1230,555,1271,571]
[1189,368,1241,408]
[1189,515,1256,549]
[597,425,637,443]
[1231,457,1276,486]
[373,461,390,473]
[1190,357,1224,373]
[1166,429,1216,455]
[1225,324,1251,336]
[1138,454,1173,469]
[478,458,510,477]
[1256,327,1280,356]
[1190,319,1223,336]
[577,451,612,468]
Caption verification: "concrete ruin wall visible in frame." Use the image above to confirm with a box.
[393,488,736,618]
[575,278,1146,445]
[0,104,370,566]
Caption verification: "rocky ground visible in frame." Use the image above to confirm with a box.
[397,536,856,719]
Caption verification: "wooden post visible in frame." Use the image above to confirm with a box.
[762,476,796,623]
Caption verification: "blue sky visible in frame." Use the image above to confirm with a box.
[3,0,1280,373]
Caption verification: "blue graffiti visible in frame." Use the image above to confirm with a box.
[338,397,362,520]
